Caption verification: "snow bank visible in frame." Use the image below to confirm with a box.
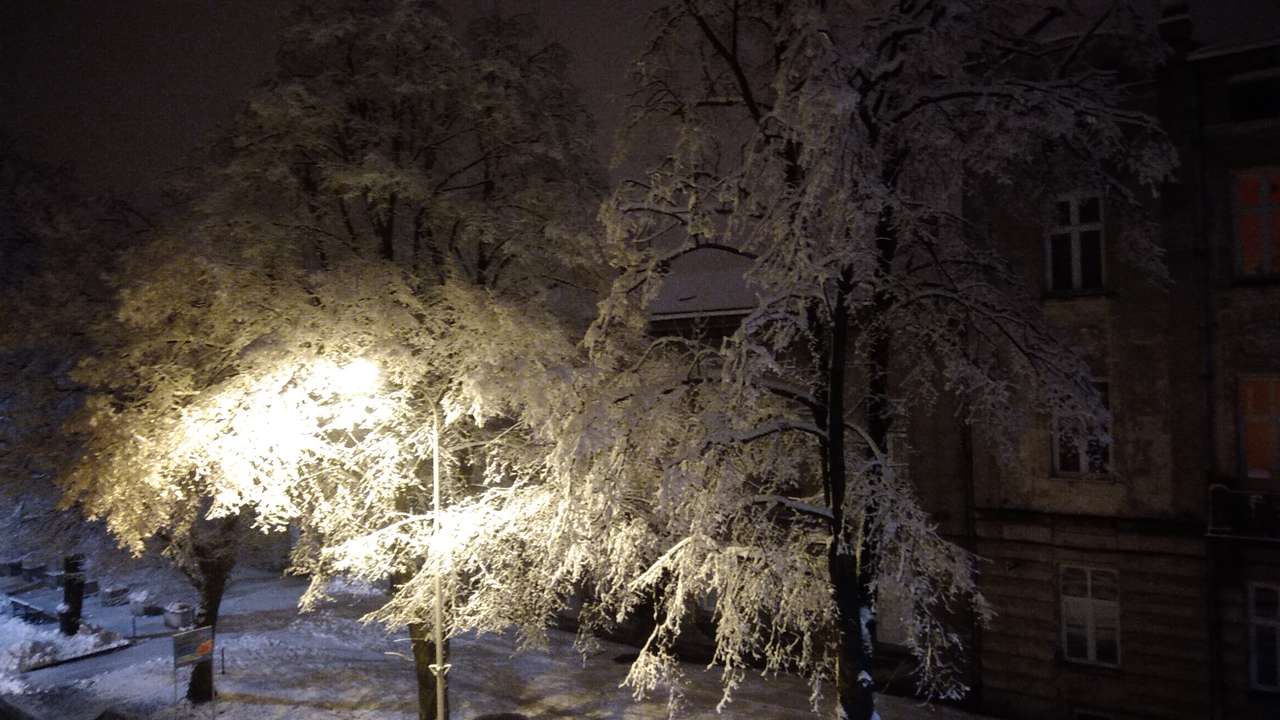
[0,615,127,678]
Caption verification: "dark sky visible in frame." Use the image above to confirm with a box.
[4,1,1276,202]
[0,1,653,202]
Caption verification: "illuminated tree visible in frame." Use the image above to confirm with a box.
[63,1,602,710]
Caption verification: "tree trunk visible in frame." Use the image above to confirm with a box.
[185,516,239,704]
[409,623,449,720]
[824,284,879,720]
[59,554,85,636]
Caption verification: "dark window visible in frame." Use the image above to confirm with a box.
[1046,195,1105,292]
[1229,75,1280,123]
[1054,382,1111,476]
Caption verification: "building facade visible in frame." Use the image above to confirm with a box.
[929,8,1280,719]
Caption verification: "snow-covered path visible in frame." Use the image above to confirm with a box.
[5,569,987,720]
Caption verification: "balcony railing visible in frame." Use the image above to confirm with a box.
[1208,484,1280,540]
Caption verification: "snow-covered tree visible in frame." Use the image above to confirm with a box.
[572,1,1176,718]
[213,3,1177,719]
[62,1,603,711]
[0,142,144,556]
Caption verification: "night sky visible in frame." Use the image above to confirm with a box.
[0,1,653,202]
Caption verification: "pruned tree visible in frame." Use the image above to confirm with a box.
[62,1,603,712]
[0,140,144,557]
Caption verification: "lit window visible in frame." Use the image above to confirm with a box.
[1046,195,1105,293]
[1251,583,1280,691]
[1061,565,1120,667]
[1053,382,1111,476]
[1240,376,1280,483]
[1234,168,1280,278]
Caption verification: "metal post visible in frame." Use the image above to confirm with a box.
[432,407,446,720]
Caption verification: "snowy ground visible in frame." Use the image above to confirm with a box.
[2,568,988,720]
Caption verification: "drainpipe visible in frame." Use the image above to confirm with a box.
[1193,56,1224,720]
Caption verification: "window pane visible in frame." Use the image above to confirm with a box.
[1243,419,1277,479]
[1239,212,1265,275]
[1095,626,1119,665]
[1257,625,1279,687]
[1058,435,1081,473]
[1087,436,1110,473]
[1079,197,1101,224]
[1056,200,1072,226]
[1255,586,1279,619]
[1242,377,1274,415]
[1056,432,1081,473]
[1238,174,1264,208]
[1051,234,1074,290]
[1092,572,1119,602]
[1062,568,1088,597]
[1079,230,1103,289]
[1065,628,1089,660]
[1271,211,1280,275]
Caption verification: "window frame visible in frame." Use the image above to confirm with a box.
[1051,381,1112,478]
[1250,582,1280,692]
[1232,168,1280,280]
[1045,192,1107,294]
[1060,564,1121,668]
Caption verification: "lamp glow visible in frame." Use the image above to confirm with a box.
[334,358,380,395]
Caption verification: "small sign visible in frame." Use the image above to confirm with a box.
[173,626,214,668]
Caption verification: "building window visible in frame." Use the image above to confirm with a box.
[1053,382,1111,476]
[1240,376,1280,483]
[1229,71,1280,123]
[1061,565,1120,666]
[1251,583,1280,691]
[1235,168,1280,278]
[1046,194,1105,293]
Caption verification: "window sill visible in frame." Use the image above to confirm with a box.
[1229,275,1280,287]
[1043,289,1112,301]
[1060,656,1121,673]
[1050,472,1118,483]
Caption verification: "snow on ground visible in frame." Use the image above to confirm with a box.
[4,569,988,720]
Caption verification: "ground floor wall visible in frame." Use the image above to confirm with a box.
[972,510,1209,720]
[1211,540,1280,720]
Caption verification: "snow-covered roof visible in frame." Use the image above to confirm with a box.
[649,246,756,320]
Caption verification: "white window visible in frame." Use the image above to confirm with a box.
[1052,382,1111,476]
[1234,168,1280,278]
[1046,194,1105,292]
[1061,565,1120,666]
[1251,583,1280,691]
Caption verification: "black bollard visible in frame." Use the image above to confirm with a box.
[59,554,85,636]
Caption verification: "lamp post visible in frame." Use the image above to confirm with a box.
[431,404,447,720]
